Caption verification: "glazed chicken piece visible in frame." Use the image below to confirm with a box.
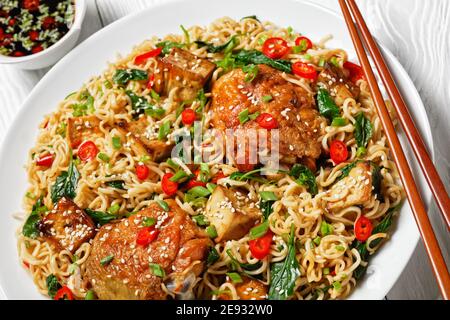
[317,64,360,106]
[326,161,373,211]
[218,276,268,300]
[67,115,101,148]
[153,47,216,101]
[38,197,96,253]
[85,199,212,300]
[205,186,261,242]
[117,117,173,162]
[210,64,325,171]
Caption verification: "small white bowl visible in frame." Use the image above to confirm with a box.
[0,0,87,70]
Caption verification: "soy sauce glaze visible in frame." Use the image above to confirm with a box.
[0,0,75,57]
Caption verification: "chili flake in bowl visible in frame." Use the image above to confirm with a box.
[0,0,86,69]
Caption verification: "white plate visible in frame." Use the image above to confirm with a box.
[0,0,433,300]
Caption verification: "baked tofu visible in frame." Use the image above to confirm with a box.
[67,115,101,148]
[155,48,215,101]
[85,199,212,300]
[38,197,96,253]
[317,64,360,106]
[117,117,173,161]
[205,186,261,242]
[218,276,268,300]
[326,161,373,211]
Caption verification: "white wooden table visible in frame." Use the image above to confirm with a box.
[0,0,448,300]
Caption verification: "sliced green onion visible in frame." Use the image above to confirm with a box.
[356,146,367,157]
[248,111,260,121]
[149,263,165,278]
[206,225,218,238]
[318,57,326,67]
[333,281,342,291]
[25,192,36,200]
[170,170,189,182]
[150,89,160,102]
[206,183,216,193]
[155,199,169,212]
[193,215,209,226]
[320,221,334,236]
[335,245,345,251]
[262,95,273,103]
[180,25,190,45]
[331,117,347,127]
[313,236,321,245]
[145,107,165,118]
[242,64,258,82]
[238,108,249,124]
[108,203,120,215]
[323,267,330,275]
[188,186,211,198]
[330,56,340,67]
[249,221,269,239]
[142,217,156,227]
[199,163,210,182]
[259,191,277,201]
[139,155,151,163]
[226,272,243,284]
[97,152,110,163]
[100,255,114,266]
[85,289,96,300]
[112,136,122,150]
[207,247,220,265]
[166,158,180,169]
[104,80,113,89]
[158,121,171,140]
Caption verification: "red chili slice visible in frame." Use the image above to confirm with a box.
[42,16,55,30]
[77,141,98,162]
[23,0,40,11]
[186,169,207,189]
[292,61,317,81]
[31,44,43,54]
[262,37,290,59]
[249,230,273,260]
[54,286,74,300]
[354,216,373,242]
[329,140,348,165]
[136,163,150,181]
[36,154,54,167]
[12,51,25,57]
[134,47,162,65]
[343,61,364,83]
[8,18,16,26]
[256,113,278,130]
[295,36,313,51]
[161,173,179,196]
[136,227,159,247]
[211,171,227,184]
[29,30,39,41]
[181,109,196,126]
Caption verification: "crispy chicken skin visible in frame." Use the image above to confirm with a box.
[210,64,325,171]
[38,198,96,253]
[85,199,212,300]
[153,47,216,101]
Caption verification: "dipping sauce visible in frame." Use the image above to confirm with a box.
[0,0,75,57]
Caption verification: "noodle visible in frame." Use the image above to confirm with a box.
[17,16,404,300]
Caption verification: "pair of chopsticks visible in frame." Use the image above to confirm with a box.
[338,0,450,299]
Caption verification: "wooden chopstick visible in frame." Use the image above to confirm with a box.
[338,0,450,299]
[346,0,450,231]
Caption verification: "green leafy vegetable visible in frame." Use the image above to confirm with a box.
[46,274,61,299]
[268,225,300,300]
[226,272,243,283]
[106,180,125,190]
[229,168,269,184]
[288,164,318,195]
[85,208,120,225]
[354,112,373,149]
[156,41,185,55]
[234,49,292,73]
[113,69,148,85]
[158,121,171,140]
[207,247,220,265]
[51,157,80,203]
[226,249,263,272]
[316,88,340,121]
[241,15,260,22]
[22,197,48,239]
[126,90,165,118]
[195,35,238,54]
